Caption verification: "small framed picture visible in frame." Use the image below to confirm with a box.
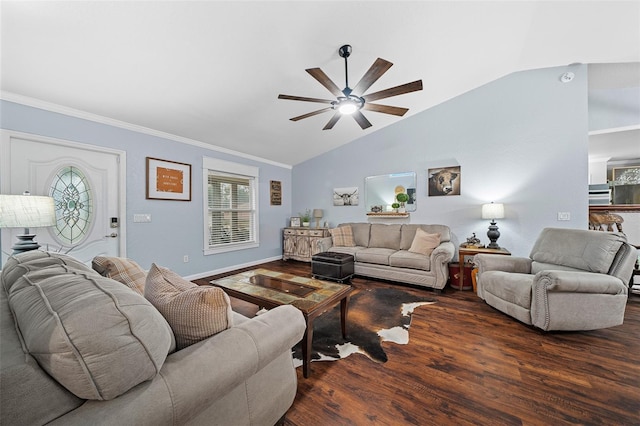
[290,217,301,227]
[270,180,282,205]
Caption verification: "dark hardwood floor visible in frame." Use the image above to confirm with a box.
[197,260,640,425]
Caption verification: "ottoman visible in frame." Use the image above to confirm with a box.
[312,252,355,283]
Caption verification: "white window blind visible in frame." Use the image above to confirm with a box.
[203,158,259,254]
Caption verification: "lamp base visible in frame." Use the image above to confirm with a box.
[12,234,41,254]
[486,221,501,249]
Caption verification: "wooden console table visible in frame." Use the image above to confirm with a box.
[282,227,330,262]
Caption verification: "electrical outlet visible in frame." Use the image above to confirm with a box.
[183,255,189,263]
[557,212,571,221]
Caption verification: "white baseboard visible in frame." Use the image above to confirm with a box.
[184,255,284,281]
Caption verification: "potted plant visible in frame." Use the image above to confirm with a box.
[396,193,409,213]
[299,209,311,226]
[391,202,400,212]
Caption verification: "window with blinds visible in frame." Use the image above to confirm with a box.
[203,157,259,254]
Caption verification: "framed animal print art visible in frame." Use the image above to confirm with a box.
[333,187,359,206]
[428,166,461,196]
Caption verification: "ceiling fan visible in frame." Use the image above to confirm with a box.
[278,44,423,130]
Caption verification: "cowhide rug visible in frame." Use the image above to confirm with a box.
[291,286,435,365]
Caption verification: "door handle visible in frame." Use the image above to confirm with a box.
[105,233,118,238]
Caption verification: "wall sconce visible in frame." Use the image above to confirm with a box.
[0,191,56,254]
[481,202,505,249]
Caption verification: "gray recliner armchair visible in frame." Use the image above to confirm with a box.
[475,227,636,331]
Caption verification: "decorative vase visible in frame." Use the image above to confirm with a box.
[302,221,310,227]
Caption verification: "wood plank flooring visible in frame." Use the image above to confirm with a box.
[197,260,640,425]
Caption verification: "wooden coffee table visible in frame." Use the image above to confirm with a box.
[211,268,352,378]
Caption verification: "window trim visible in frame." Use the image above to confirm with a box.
[202,157,259,255]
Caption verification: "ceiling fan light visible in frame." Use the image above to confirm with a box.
[338,102,358,115]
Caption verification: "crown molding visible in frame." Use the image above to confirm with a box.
[0,91,292,170]
[589,124,640,136]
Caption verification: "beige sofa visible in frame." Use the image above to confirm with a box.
[475,227,636,331]
[0,251,306,425]
[317,223,455,290]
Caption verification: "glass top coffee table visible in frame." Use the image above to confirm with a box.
[211,268,352,378]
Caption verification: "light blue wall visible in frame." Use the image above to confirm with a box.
[1,101,292,276]
[292,65,590,257]
[589,86,640,131]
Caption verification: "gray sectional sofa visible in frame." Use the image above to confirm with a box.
[317,223,455,290]
[1,251,306,425]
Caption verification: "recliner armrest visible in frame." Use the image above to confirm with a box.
[533,270,628,295]
[474,254,532,274]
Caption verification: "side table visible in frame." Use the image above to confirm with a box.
[457,246,511,291]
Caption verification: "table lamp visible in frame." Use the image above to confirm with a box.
[481,202,504,249]
[313,209,324,228]
[0,192,57,254]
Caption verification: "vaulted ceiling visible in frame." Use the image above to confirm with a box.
[2,1,639,166]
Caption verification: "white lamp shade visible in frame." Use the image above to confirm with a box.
[0,194,57,228]
[481,203,504,220]
[313,209,324,218]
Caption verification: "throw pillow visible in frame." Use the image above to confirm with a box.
[145,263,233,350]
[3,251,174,400]
[92,256,147,296]
[408,228,441,256]
[330,226,356,247]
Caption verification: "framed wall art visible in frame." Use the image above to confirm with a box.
[428,166,461,196]
[333,187,359,206]
[290,216,301,227]
[146,157,192,201]
[270,180,282,205]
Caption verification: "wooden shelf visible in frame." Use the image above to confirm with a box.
[366,212,409,218]
[589,204,640,212]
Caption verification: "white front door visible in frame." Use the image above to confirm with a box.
[1,131,126,265]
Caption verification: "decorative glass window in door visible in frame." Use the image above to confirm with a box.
[49,166,93,245]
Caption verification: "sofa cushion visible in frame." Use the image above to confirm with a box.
[529,228,626,274]
[356,248,397,265]
[400,225,450,250]
[2,251,174,401]
[389,250,431,271]
[145,263,233,350]
[330,226,356,247]
[408,228,440,256]
[342,223,371,247]
[369,224,402,250]
[92,256,146,296]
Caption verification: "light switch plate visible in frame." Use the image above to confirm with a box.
[133,214,152,223]
[557,212,571,221]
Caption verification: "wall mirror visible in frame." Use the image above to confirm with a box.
[365,172,417,212]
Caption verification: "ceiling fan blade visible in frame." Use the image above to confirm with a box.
[352,111,372,129]
[278,94,334,104]
[363,103,409,116]
[323,112,342,130]
[362,80,423,103]
[306,68,343,97]
[352,58,393,95]
[290,107,333,122]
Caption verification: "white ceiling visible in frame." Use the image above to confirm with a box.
[2,1,639,166]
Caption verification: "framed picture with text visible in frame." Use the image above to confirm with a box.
[146,157,192,201]
[290,217,301,227]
